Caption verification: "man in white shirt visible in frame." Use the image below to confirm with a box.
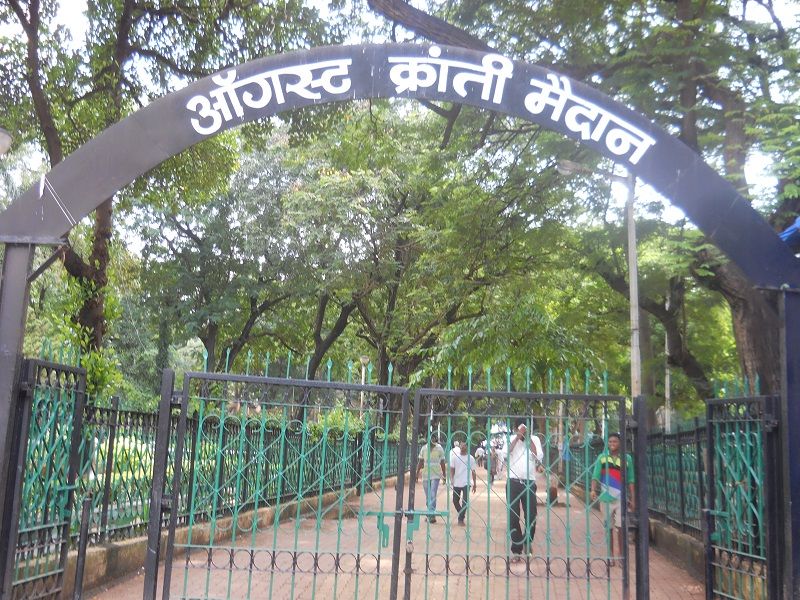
[507,423,543,561]
[449,441,477,526]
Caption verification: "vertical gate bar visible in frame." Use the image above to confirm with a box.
[402,390,423,600]
[57,364,88,593]
[704,401,716,600]
[779,290,800,598]
[100,395,119,540]
[633,395,650,600]
[73,494,93,600]
[183,411,199,529]
[677,432,686,532]
[694,419,705,538]
[0,358,35,598]
[160,381,189,600]
[143,368,176,600]
[764,396,782,600]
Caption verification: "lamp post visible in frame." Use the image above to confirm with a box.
[557,160,641,399]
[0,128,12,156]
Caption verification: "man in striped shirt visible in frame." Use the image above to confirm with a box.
[590,432,635,566]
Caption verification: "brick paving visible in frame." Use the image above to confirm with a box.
[88,472,704,600]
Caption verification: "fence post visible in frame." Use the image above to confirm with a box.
[72,494,92,600]
[704,404,716,600]
[143,369,176,600]
[764,396,782,600]
[677,430,686,532]
[633,395,650,600]
[100,396,119,541]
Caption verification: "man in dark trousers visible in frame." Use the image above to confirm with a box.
[507,422,543,561]
[449,441,477,526]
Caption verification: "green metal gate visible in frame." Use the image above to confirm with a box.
[3,358,87,599]
[704,396,781,600]
[145,370,411,600]
[145,371,636,599]
[402,388,631,600]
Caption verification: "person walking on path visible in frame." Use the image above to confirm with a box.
[590,431,635,566]
[507,423,543,561]
[449,441,477,526]
[475,443,486,468]
[416,436,447,523]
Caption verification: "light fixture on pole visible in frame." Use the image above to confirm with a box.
[359,355,369,417]
[557,160,641,399]
[0,128,12,156]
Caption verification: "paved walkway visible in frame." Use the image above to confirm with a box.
[88,472,704,600]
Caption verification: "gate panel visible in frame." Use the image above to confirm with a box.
[150,372,410,600]
[705,396,780,600]
[7,359,87,599]
[403,389,630,600]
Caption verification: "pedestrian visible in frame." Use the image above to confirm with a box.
[475,444,486,468]
[488,443,499,485]
[507,422,543,561]
[590,432,635,566]
[416,435,447,523]
[449,441,477,526]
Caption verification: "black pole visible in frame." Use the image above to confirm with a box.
[764,396,782,600]
[73,494,93,600]
[100,396,120,540]
[704,402,716,600]
[634,395,650,600]
[143,369,176,600]
[0,243,35,598]
[677,431,686,532]
[779,290,800,599]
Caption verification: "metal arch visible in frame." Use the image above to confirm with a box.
[0,42,797,288]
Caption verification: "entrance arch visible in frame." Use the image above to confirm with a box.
[0,43,798,596]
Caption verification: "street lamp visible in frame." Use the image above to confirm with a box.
[557,160,641,399]
[0,128,12,156]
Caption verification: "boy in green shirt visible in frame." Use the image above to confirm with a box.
[590,432,635,566]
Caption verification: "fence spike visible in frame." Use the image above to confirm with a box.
[447,365,452,391]
[506,366,512,392]
[367,362,373,385]
[203,349,209,372]
[468,365,473,391]
[224,348,231,373]
[487,366,492,392]
[388,362,394,386]
[547,368,553,394]
[306,356,311,380]
[326,358,333,382]
[264,352,271,377]
[286,350,292,379]
[565,368,571,394]
[755,374,761,395]
[347,360,354,384]
[585,369,590,394]
[603,371,608,395]
[245,349,253,375]
[525,366,531,393]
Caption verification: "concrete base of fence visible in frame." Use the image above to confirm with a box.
[61,475,408,598]
[647,519,705,582]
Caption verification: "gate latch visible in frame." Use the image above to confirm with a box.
[363,511,392,548]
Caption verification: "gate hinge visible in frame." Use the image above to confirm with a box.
[170,395,183,408]
[764,419,779,432]
[626,417,638,430]
[161,495,173,513]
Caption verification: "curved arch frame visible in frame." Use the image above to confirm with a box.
[0,43,798,594]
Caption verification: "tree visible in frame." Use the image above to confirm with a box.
[0,0,340,389]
